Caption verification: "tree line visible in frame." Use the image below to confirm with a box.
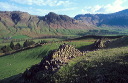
[0,40,47,54]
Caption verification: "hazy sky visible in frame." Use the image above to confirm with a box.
[0,0,128,17]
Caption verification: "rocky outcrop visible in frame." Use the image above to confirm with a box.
[42,12,93,29]
[21,44,83,82]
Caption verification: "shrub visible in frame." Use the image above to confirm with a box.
[40,40,47,44]
[10,41,14,50]
[1,45,12,53]
[14,43,21,50]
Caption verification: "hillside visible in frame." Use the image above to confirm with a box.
[74,9,128,29]
[0,11,94,38]
[1,37,128,83]
[0,40,93,80]
[106,36,128,48]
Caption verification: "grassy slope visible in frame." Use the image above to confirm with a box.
[0,39,3,43]
[0,22,88,38]
[2,36,128,82]
[53,46,128,83]
[106,36,128,48]
[0,41,93,80]
[99,26,128,34]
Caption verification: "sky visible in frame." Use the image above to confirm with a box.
[0,0,128,17]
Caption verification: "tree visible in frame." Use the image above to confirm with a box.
[1,45,12,53]
[0,49,3,53]
[40,40,47,44]
[23,40,35,47]
[29,41,35,45]
[10,41,14,50]
[23,40,29,47]
[14,43,21,50]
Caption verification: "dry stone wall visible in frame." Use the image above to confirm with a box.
[22,43,83,82]
[52,43,83,63]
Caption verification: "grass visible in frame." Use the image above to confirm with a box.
[0,47,42,80]
[0,24,88,39]
[1,37,128,82]
[99,26,128,34]
[33,38,64,43]
[53,46,128,83]
[0,38,64,49]
[0,40,93,80]
[12,35,30,39]
[55,28,88,35]
[0,39,3,43]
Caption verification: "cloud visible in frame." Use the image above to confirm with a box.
[0,2,18,11]
[0,2,76,16]
[82,0,127,14]
[11,0,72,6]
[0,2,35,13]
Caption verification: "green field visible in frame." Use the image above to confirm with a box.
[12,35,30,39]
[0,41,93,80]
[0,38,64,49]
[33,38,64,42]
[0,39,3,44]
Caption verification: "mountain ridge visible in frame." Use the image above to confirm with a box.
[1,9,128,38]
[0,11,94,38]
[74,9,128,27]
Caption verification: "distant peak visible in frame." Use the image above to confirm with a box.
[119,9,128,13]
[47,12,58,16]
[121,9,128,11]
[48,12,57,14]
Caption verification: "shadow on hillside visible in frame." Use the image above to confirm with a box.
[77,45,93,51]
[105,40,128,49]
[106,44,128,49]
[70,55,128,83]
[87,61,128,82]
[77,42,100,51]
[105,36,128,49]
[0,74,22,83]
[69,35,123,41]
